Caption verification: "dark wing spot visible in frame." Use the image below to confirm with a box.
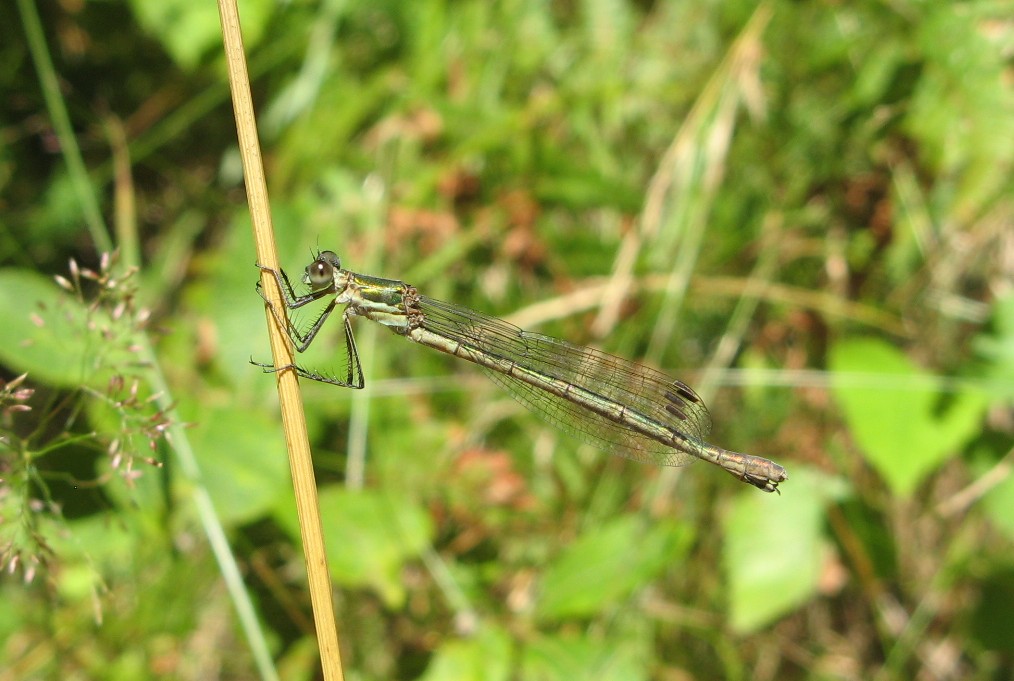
[668,379,701,403]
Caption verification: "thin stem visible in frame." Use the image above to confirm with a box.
[16,0,113,254]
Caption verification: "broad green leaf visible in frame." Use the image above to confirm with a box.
[416,625,512,681]
[724,468,846,633]
[184,403,289,526]
[535,515,692,621]
[0,269,138,388]
[520,632,648,681]
[830,337,987,496]
[275,486,434,607]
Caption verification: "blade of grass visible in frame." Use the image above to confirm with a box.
[217,1,345,679]
[642,2,772,366]
[16,0,112,254]
[506,272,906,338]
[105,116,140,266]
[344,175,388,491]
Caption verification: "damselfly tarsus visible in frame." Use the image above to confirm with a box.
[255,251,788,493]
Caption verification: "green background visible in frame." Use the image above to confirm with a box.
[2,0,1013,679]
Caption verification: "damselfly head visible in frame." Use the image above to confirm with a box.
[303,251,342,290]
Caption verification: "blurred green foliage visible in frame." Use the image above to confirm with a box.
[2,0,1013,679]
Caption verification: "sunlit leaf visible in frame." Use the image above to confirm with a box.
[185,403,289,526]
[830,337,987,496]
[724,468,847,633]
[417,625,512,681]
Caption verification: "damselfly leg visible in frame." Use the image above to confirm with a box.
[254,262,364,388]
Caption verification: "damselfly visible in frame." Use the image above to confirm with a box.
[256,251,788,492]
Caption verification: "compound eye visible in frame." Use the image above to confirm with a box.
[305,257,334,290]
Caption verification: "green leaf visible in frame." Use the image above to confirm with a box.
[127,0,275,71]
[520,632,648,681]
[535,515,692,621]
[416,625,512,681]
[184,402,290,525]
[275,486,434,607]
[830,337,987,496]
[0,269,136,388]
[724,468,847,633]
